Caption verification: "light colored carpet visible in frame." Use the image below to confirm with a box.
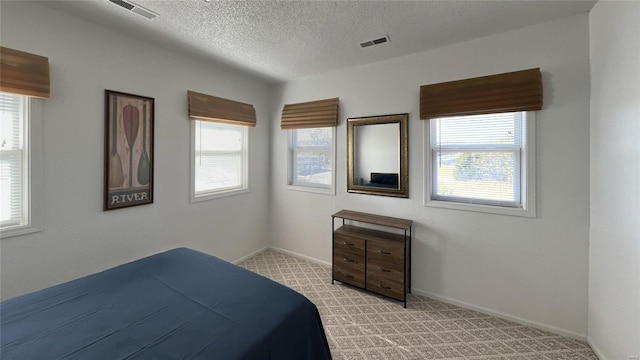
[238,249,597,360]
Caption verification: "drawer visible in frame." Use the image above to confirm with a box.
[367,264,403,283]
[333,234,365,254]
[333,248,365,272]
[367,239,405,272]
[366,273,404,301]
[333,265,365,288]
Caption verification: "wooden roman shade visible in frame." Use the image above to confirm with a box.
[188,90,256,127]
[0,47,50,98]
[281,97,339,129]
[420,68,542,119]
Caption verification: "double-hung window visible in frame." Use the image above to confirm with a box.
[420,68,542,217]
[426,112,535,216]
[0,47,48,238]
[187,91,255,202]
[1,93,29,229]
[191,120,248,201]
[281,97,339,195]
[288,127,335,192]
[1,92,42,237]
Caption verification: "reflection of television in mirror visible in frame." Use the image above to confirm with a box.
[365,172,399,189]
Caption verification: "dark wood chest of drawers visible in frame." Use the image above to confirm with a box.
[332,210,412,307]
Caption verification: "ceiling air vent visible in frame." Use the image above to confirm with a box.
[359,35,390,49]
[109,0,158,20]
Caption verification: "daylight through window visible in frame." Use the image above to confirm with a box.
[289,127,334,189]
[429,112,528,208]
[0,93,29,229]
[193,120,248,197]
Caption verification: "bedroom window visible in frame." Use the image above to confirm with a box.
[187,90,255,202]
[280,98,339,194]
[1,93,42,237]
[191,121,249,201]
[420,68,542,217]
[287,127,335,193]
[425,111,536,217]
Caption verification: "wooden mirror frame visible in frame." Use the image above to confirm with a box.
[347,113,409,198]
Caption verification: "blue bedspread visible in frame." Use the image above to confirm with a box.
[1,248,332,359]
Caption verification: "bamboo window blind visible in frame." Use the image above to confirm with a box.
[0,47,50,99]
[187,90,256,127]
[420,68,543,119]
[281,97,339,129]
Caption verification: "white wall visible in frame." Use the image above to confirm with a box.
[270,14,591,338]
[0,2,271,300]
[588,1,640,358]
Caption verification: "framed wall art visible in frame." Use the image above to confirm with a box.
[104,90,154,210]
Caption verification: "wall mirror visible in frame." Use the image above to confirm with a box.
[347,113,408,198]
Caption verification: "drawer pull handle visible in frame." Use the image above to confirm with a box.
[341,241,354,246]
[378,283,391,290]
[343,257,355,263]
[377,250,392,255]
[345,274,354,279]
[378,267,391,272]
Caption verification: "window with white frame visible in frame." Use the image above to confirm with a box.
[426,111,535,217]
[288,127,334,192]
[191,120,248,201]
[0,92,35,234]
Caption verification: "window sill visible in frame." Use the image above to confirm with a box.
[425,198,536,218]
[1,224,42,239]
[190,187,250,203]
[286,183,335,195]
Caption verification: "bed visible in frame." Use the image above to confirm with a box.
[0,248,332,359]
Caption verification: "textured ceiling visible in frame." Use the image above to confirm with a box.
[39,0,596,84]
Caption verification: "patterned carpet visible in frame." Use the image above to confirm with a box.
[238,249,597,360]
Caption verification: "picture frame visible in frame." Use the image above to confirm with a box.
[104,90,154,210]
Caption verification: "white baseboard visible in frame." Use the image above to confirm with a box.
[586,337,604,360]
[411,287,587,342]
[232,247,268,264]
[267,246,332,267]
[244,247,589,343]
